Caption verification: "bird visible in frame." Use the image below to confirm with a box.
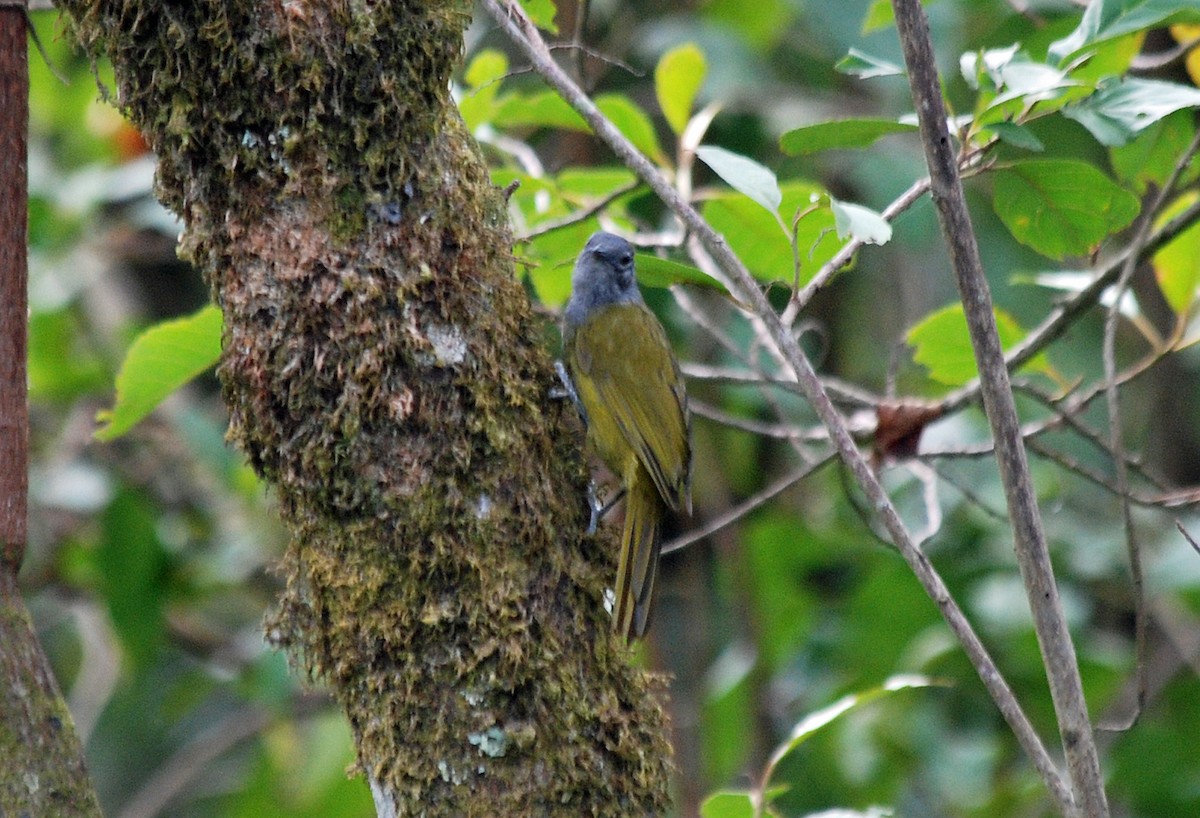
[561,231,691,639]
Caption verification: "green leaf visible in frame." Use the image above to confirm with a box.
[906,304,1056,386]
[962,49,1087,125]
[1064,78,1200,146]
[597,94,666,163]
[524,221,599,308]
[779,118,918,156]
[986,121,1045,152]
[702,182,839,285]
[636,254,726,292]
[1068,30,1146,85]
[95,304,222,440]
[29,308,108,400]
[862,0,941,33]
[494,89,585,130]
[862,0,895,32]
[973,51,1078,107]
[991,159,1140,260]
[1110,109,1198,192]
[766,675,937,777]
[1050,0,1200,62]
[555,166,637,197]
[705,0,797,49]
[1152,191,1200,316]
[697,145,782,214]
[518,0,558,34]
[655,43,707,136]
[699,791,755,818]
[831,199,892,245]
[495,92,664,161]
[464,48,508,89]
[835,48,904,79]
[99,489,169,667]
[459,49,508,132]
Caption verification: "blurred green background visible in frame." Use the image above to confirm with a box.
[23,2,1200,816]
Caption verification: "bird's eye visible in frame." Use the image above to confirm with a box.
[620,253,633,267]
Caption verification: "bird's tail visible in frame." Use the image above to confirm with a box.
[613,477,664,640]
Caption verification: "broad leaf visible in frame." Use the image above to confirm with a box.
[458,49,508,132]
[1153,191,1200,317]
[1110,109,1198,192]
[656,43,707,136]
[519,0,558,34]
[906,304,1056,387]
[960,44,1020,91]
[835,48,904,79]
[524,221,600,308]
[697,145,783,214]
[98,490,168,667]
[862,0,896,32]
[702,182,839,285]
[96,304,223,440]
[494,89,585,130]
[700,791,755,818]
[636,254,726,292]
[597,94,666,163]
[991,160,1140,259]
[830,199,892,245]
[779,119,918,156]
[1065,78,1200,146]
[986,121,1045,152]
[1050,0,1200,62]
[556,166,637,197]
[493,91,664,161]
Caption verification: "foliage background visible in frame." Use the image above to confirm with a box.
[22,1,1200,816]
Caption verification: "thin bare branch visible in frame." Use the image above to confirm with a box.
[1100,129,1200,732]
[662,455,836,555]
[891,0,1103,812]
[518,180,640,240]
[1176,520,1200,557]
[689,399,824,442]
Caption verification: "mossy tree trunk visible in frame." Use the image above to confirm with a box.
[60,2,671,815]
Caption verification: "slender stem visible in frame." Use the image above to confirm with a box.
[890,1,1105,815]
[1099,130,1200,730]
[0,0,27,568]
[662,456,835,555]
[483,0,1073,811]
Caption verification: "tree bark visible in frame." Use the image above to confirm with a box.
[0,5,103,814]
[59,1,671,815]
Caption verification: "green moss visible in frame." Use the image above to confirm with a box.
[59,0,671,814]
[0,586,103,816]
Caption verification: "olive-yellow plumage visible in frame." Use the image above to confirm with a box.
[563,232,691,639]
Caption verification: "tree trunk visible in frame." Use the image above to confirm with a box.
[59,2,672,815]
[0,5,103,814]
